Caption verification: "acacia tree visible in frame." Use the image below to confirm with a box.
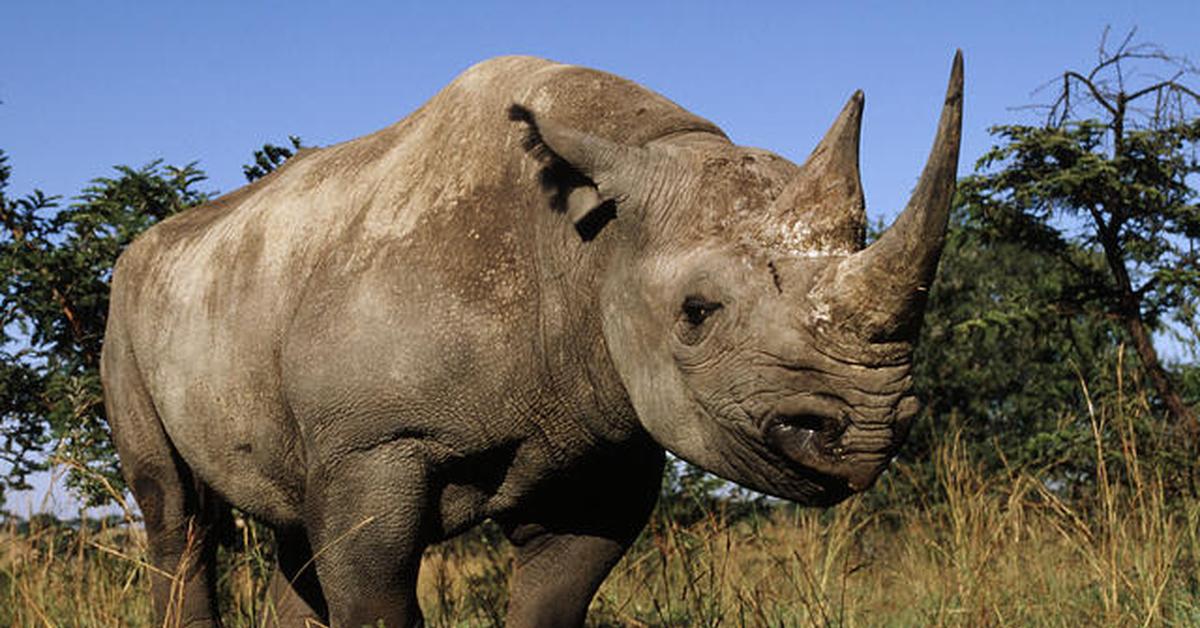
[908,203,1124,460]
[962,31,1200,442]
[1,137,301,506]
[1,155,210,504]
[243,135,303,182]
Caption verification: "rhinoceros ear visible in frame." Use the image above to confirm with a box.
[509,104,643,240]
[562,186,618,241]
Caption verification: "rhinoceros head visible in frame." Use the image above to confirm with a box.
[522,54,962,505]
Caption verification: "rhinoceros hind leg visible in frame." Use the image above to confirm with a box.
[502,440,665,628]
[104,329,224,627]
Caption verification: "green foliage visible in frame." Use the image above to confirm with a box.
[904,202,1117,481]
[1,136,304,507]
[895,35,1200,499]
[242,136,303,182]
[947,35,1200,463]
[962,117,1200,331]
[1,154,209,504]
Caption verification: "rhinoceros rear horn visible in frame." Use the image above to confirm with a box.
[510,104,657,239]
[769,90,867,251]
[814,51,963,342]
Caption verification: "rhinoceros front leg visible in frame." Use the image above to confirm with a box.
[502,441,665,628]
[303,451,430,628]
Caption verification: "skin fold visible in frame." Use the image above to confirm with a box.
[102,54,962,627]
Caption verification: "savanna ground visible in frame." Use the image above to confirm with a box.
[4,384,1199,628]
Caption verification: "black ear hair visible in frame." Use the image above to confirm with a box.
[508,104,555,162]
[509,104,615,240]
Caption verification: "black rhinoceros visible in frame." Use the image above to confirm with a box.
[102,53,962,627]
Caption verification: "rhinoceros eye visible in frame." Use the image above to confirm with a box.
[681,295,723,327]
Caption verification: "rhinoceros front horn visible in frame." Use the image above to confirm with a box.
[815,51,963,343]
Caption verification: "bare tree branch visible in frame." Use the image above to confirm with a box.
[1064,71,1118,116]
[1126,78,1200,106]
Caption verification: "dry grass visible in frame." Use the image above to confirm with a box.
[580,437,1200,627]
[4,398,1199,626]
[2,518,151,626]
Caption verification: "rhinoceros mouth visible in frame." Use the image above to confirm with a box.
[762,411,892,492]
[763,413,845,462]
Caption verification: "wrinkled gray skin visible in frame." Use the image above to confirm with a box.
[102,54,962,627]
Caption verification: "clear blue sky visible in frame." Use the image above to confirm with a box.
[2,2,1198,514]
[5,2,1197,222]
